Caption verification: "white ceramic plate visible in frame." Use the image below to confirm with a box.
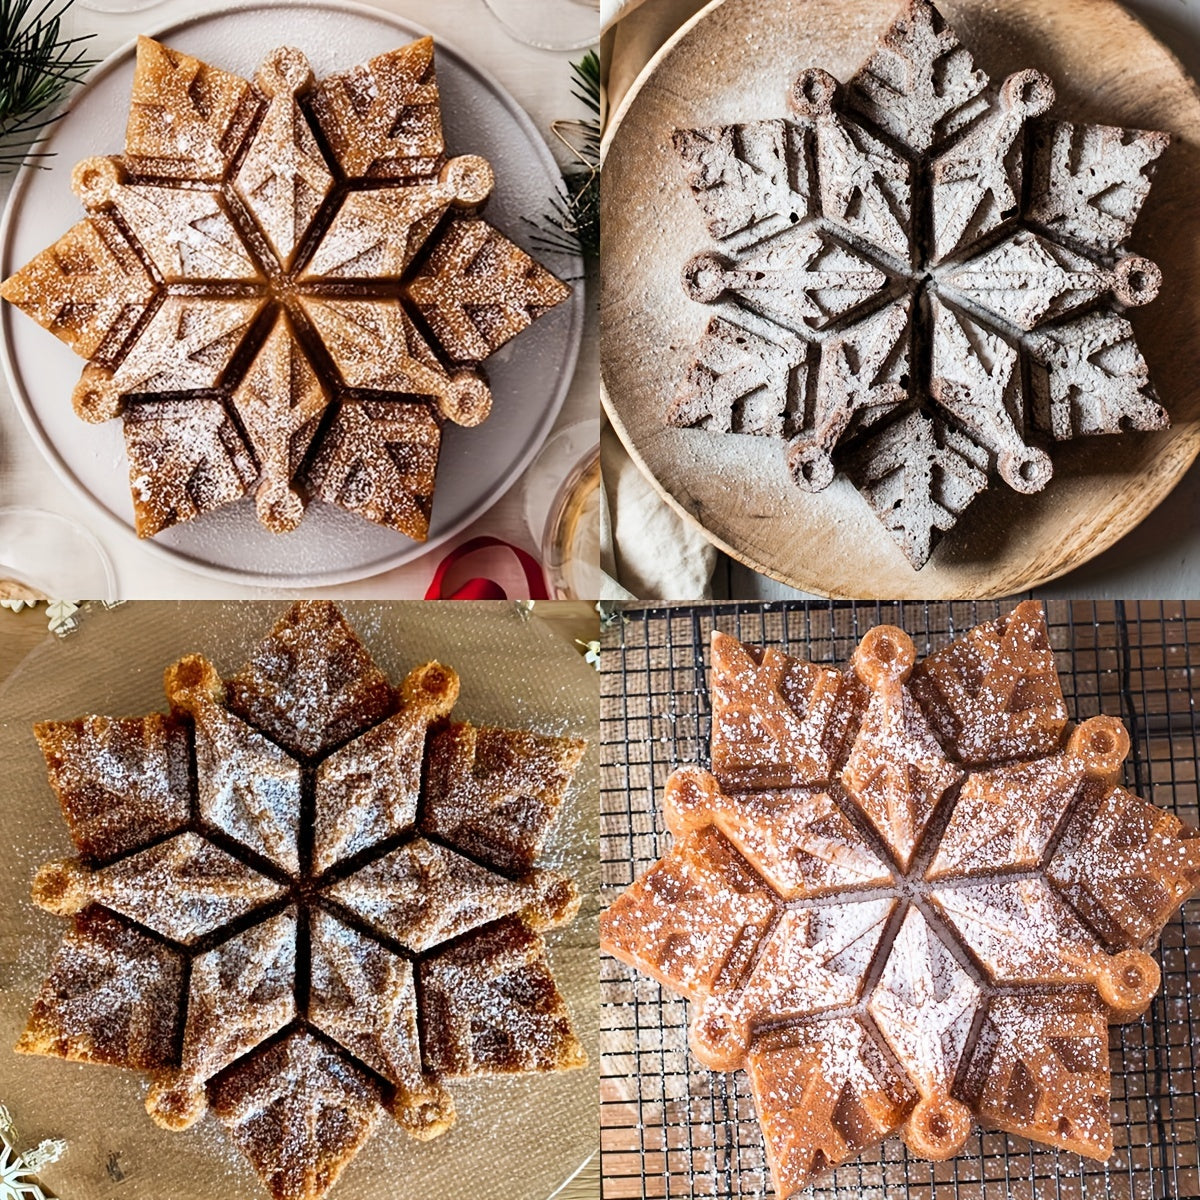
[0,1,583,587]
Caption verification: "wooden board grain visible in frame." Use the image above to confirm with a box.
[599,0,1200,599]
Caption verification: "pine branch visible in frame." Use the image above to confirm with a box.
[531,50,600,265]
[0,0,97,172]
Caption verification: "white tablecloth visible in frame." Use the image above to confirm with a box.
[0,0,596,599]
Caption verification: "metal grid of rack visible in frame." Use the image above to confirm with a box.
[599,601,1200,1200]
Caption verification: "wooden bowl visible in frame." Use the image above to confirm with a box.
[600,0,1200,598]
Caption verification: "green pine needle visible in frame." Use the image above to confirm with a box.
[0,0,96,171]
[531,49,600,264]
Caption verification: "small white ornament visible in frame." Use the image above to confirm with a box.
[0,1104,65,1200]
[45,601,80,636]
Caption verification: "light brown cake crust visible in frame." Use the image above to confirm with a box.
[601,601,1200,1195]
[20,601,587,1200]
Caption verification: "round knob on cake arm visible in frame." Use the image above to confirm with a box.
[1112,256,1162,307]
[903,1094,974,1161]
[681,252,732,304]
[438,372,493,427]
[399,660,460,716]
[31,858,93,915]
[71,156,124,210]
[163,653,225,713]
[852,625,917,689]
[146,1071,208,1130]
[255,46,314,97]
[1066,715,1130,780]
[1094,947,1160,1023]
[392,1079,456,1142]
[786,437,836,493]
[790,67,839,118]
[663,766,723,836]
[72,367,123,423]
[442,155,495,208]
[1000,69,1055,118]
[688,1000,751,1071]
[520,869,580,931]
[254,479,306,535]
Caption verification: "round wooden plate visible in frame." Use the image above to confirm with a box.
[599,0,1200,598]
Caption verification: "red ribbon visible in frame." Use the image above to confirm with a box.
[424,536,551,600]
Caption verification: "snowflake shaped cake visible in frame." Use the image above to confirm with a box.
[1,38,569,540]
[601,602,1200,1195]
[668,0,1170,568]
[20,602,587,1200]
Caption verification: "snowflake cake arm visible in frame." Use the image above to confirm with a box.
[147,910,297,1131]
[222,601,395,759]
[958,992,1114,1159]
[598,824,777,1002]
[302,400,443,542]
[791,68,912,265]
[209,1030,385,1200]
[844,410,989,569]
[708,629,866,790]
[669,315,814,439]
[928,297,1053,494]
[1027,311,1168,440]
[672,119,814,249]
[30,831,285,944]
[866,907,980,1160]
[1026,119,1169,255]
[929,877,1160,1022]
[123,37,258,181]
[0,217,156,366]
[681,227,888,334]
[420,723,586,876]
[15,909,184,1070]
[693,898,894,1071]
[844,0,990,154]
[419,917,587,1076]
[841,625,964,869]
[786,297,910,493]
[307,911,454,1141]
[405,218,571,363]
[928,716,1129,879]
[232,48,334,272]
[1048,783,1200,951]
[309,38,444,181]
[312,661,458,873]
[929,70,1054,263]
[72,156,260,283]
[230,312,331,535]
[664,766,891,899]
[747,1019,915,1193]
[33,713,191,860]
[121,399,258,538]
[908,599,1068,764]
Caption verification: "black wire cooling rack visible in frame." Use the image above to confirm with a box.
[599,601,1200,1200]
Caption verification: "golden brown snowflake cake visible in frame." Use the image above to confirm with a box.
[21,601,587,1200]
[601,601,1200,1195]
[1,38,570,541]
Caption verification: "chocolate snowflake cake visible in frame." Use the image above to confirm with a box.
[20,602,587,1200]
[601,602,1200,1195]
[1,38,569,540]
[669,0,1169,568]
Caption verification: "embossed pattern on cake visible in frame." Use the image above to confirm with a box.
[601,601,1200,1196]
[669,0,1169,568]
[21,602,587,1200]
[1,39,570,541]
